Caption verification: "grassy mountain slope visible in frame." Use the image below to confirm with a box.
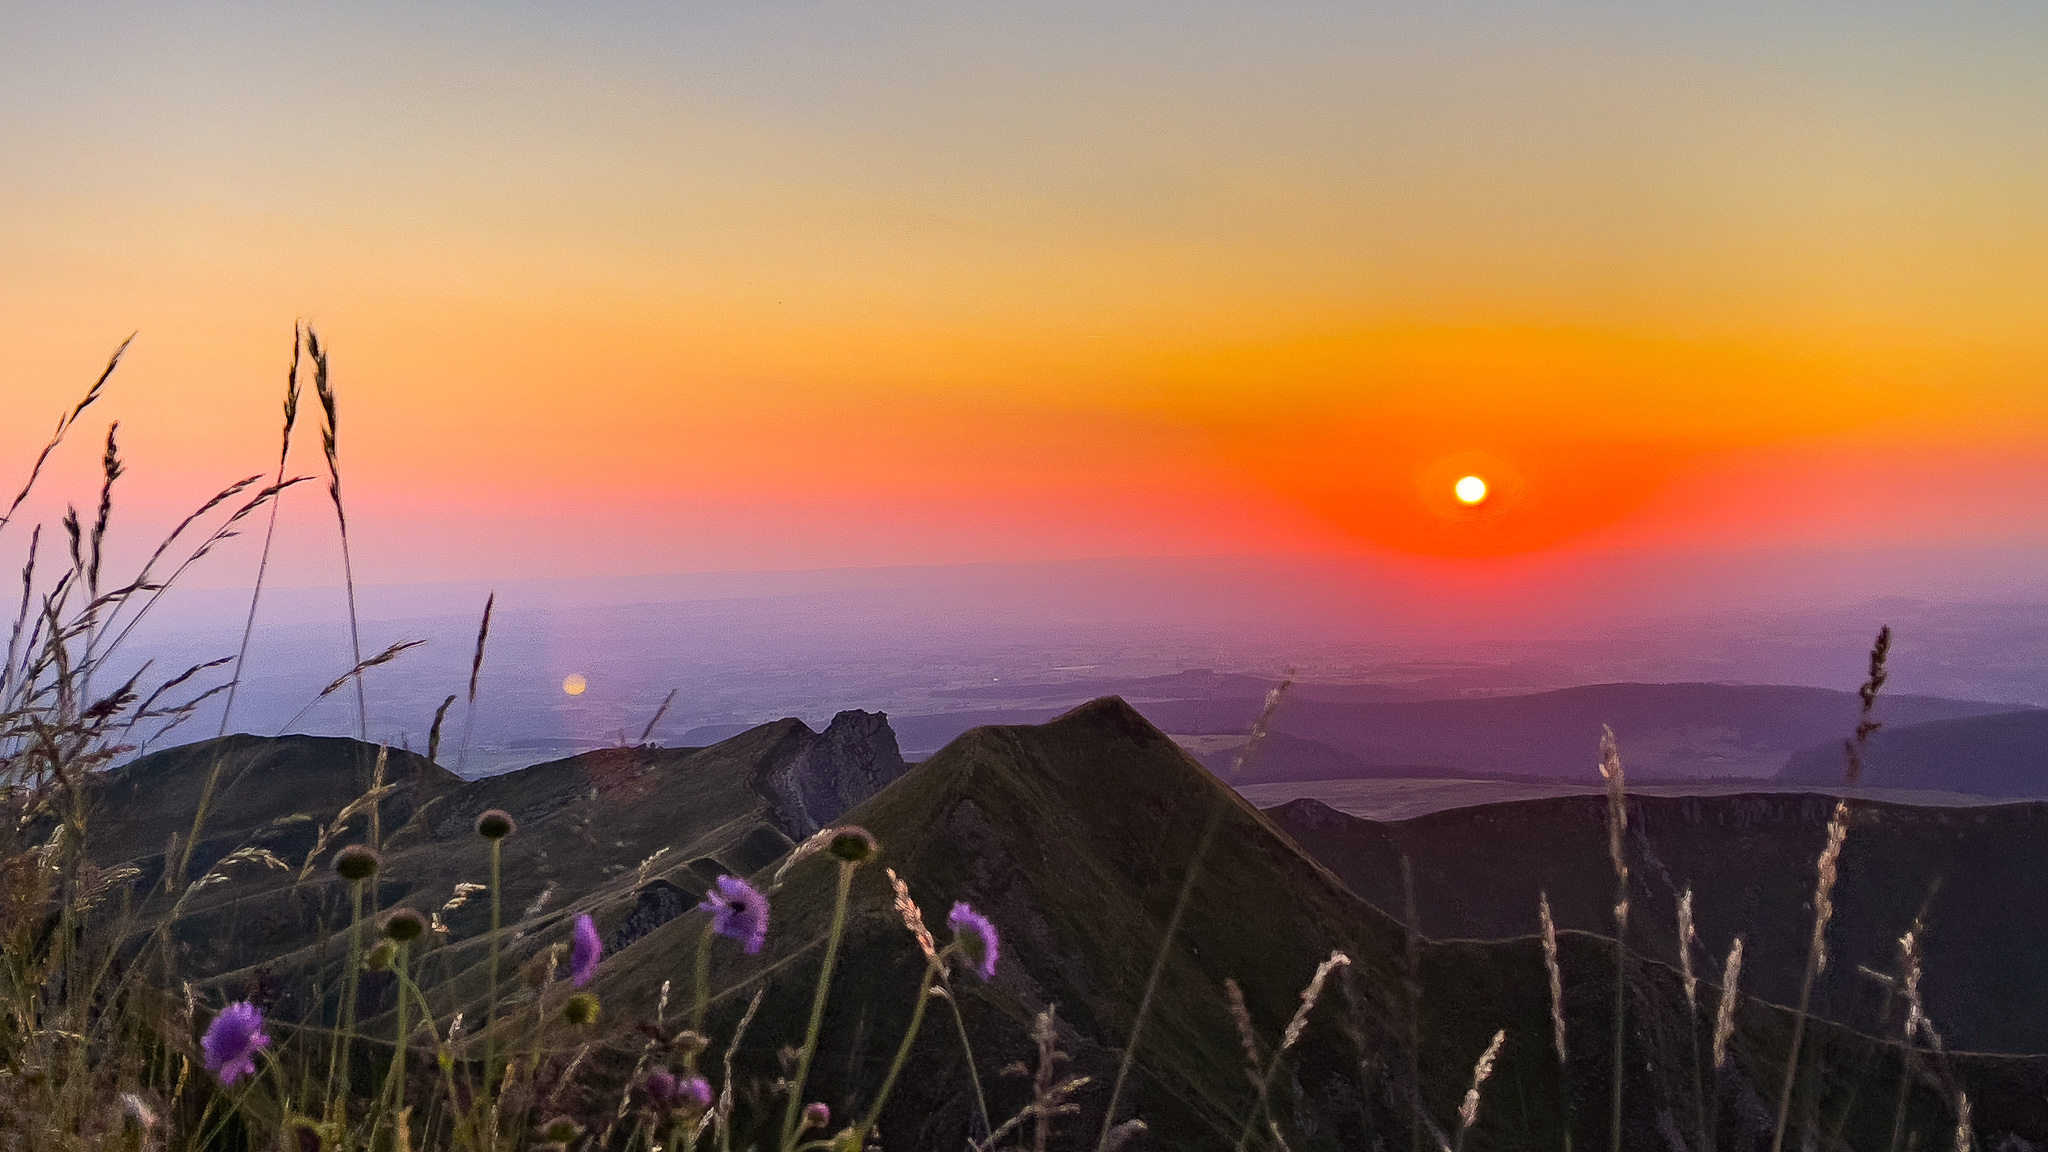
[114,713,899,991]
[582,699,2041,1150]
[1269,791,2048,1054]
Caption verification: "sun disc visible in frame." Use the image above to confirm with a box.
[1454,475,1488,505]
[562,673,588,696]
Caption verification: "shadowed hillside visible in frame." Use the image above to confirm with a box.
[94,711,905,985]
[1268,791,2048,1054]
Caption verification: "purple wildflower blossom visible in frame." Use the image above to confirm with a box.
[201,1001,271,1086]
[700,874,769,954]
[645,1067,712,1112]
[947,902,999,981]
[570,913,602,987]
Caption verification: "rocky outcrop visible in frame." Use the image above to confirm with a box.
[752,710,907,840]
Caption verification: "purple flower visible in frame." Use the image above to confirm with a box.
[948,902,999,981]
[570,913,602,987]
[201,1001,271,1086]
[700,874,769,955]
[644,1067,712,1112]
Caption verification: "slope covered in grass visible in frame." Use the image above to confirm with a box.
[584,698,2045,1150]
[1269,790,2048,1054]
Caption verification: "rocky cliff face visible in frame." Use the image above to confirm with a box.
[752,709,908,839]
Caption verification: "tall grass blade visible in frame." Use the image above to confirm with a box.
[457,592,493,772]
[220,326,302,736]
[308,328,367,740]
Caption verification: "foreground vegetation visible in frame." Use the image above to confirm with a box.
[0,335,2002,1150]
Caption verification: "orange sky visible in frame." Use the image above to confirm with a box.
[3,2,2045,588]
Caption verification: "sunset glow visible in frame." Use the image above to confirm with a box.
[2,3,2044,588]
[1455,476,1489,506]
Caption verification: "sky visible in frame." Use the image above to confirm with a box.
[3,1,2047,600]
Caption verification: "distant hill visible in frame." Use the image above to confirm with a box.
[1174,681,2031,782]
[1779,709,2048,796]
[1269,790,2048,1053]
[90,734,462,885]
[748,681,2031,781]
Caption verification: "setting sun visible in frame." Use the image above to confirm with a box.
[1454,475,1489,505]
[562,674,588,696]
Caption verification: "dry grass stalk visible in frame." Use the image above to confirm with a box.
[0,335,126,536]
[1233,951,1349,1152]
[426,693,458,764]
[1284,951,1349,1052]
[219,327,302,737]
[281,639,427,733]
[1597,725,1628,1152]
[1540,893,1566,1065]
[885,866,938,965]
[1713,938,1744,1070]
[1454,1029,1506,1152]
[1227,978,1262,1083]
[1677,888,1697,1011]
[1844,626,1892,782]
[1229,673,1294,776]
[1953,1093,1972,1152]
[457,591,494,772]
[715,987,766,1152]
[637,687,678,745]
[1679,886,1706,1152]
[1769,799,1852,1152]
[305,328,369,740]
[982,1006,1089,1152]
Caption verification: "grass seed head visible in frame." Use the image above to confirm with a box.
[826,825,878,864]
[1713,937,1745,1070]
[474,808,516,840]
[332,844,380,882]
[564,992,600,1027]
[383,907,427,942]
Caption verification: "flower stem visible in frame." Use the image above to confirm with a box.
[781,861,854,1151]
[860,964,938,1143]
[940,979,990,1136]
[486,835,502,1104]
[1609,916,1625,1152]
[393,942,410,1129]
[693,922,715,1048]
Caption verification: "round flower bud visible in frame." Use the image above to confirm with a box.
[364,939,397,973]
[826,826,878,864]
[332,845,380,882]
[563,992,600,1027]
[474,809,516,840]
[801,1102,831,1131]
[382,908,427,943]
